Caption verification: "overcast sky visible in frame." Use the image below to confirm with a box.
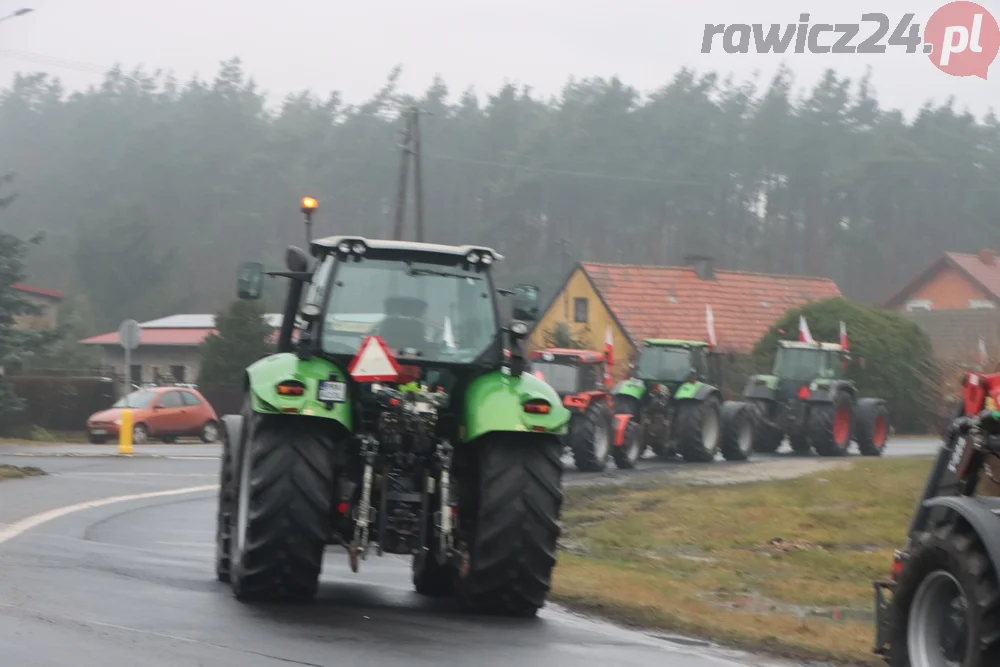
[1,0,998,117]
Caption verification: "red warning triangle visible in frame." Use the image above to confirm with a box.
[348,336,402,382]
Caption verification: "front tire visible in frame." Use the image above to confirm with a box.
[612,418,642,469]
[675,396,722,463]
[215,419,236,583]
[720,401,753,462]
[889,521,1000,667]
[201,420,220,443]
[808,391,854,457]
[457,435,563,617]
[856,398,889,457]
[570,401,612,472]
[750,402,783,454]
[228,408,336,601]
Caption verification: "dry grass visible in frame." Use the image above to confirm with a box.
[0,464,44,481]
[552,457,935,665]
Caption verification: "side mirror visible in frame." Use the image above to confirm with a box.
[513,284,540,322]
[285,245,310,273]
[237,261,264,300]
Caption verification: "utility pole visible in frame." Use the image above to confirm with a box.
[391,112,412,242]
[412,109,424,243]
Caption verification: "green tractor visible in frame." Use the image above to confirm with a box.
[609,339,755,468]
[215,229,572,618]
[743,340,889,457]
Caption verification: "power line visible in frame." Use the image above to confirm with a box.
[0,48,136,79]
[424,152,713,187]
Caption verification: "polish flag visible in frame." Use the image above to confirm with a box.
[839,321,849,352]
[604,325,615,387]
[706,305,718,349]
[799,316,815,344]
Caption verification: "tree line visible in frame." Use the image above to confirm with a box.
[0,59,997,337]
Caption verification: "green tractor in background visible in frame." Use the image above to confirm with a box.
[609,339,755,468]
[215,208,572,618]
[743,340,889,457]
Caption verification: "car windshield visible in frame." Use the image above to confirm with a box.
[112,390,157,409]
[320,256,496,363]
[773,348,837,380]
[531,362,580,394]
[635,347,693,382]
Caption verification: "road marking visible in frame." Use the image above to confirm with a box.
[0,484,217,546]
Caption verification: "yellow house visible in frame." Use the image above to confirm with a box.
[529,258,843,384]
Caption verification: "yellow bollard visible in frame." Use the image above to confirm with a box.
[119,408,133,455]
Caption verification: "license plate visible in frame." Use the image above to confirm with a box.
[317,381,346,403]
[91,429,107,435]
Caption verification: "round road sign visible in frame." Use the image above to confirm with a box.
[118,319,141,350]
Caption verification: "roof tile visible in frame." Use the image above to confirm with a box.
[582,262,842,353]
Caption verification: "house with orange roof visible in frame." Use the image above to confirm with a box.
[883,248,1000,361]
[11,283,63,331]
[528,256,843,380]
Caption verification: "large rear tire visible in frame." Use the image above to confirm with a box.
[889,521,1000,667]
[675,396,722,463]
[457,435,563,617]
[570,400,612,472]
[720,401,753,462]
[856,398,889,457]
[808,391,854,457]
[228,407,336,601]
[214,417,236,583]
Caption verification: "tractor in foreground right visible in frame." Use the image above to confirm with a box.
[743,339,889,457]
[873,371,1000,666]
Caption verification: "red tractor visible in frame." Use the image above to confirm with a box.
[529,348,614,472]
[873,371,1000,666]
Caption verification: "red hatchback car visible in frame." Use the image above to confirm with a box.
[86,386,220,445]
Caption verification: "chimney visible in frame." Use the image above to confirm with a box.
[685,254,715,281]
[979,248,996,266]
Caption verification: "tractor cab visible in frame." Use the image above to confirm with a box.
[770,340,846,401]
[530,348,608,410]
[632,340,716,394]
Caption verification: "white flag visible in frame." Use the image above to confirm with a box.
[706,305,717,349]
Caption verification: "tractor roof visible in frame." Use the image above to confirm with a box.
[311,236,504,261]
[778,340,844,352]
[642,339,708,348]
[531,348,605,364]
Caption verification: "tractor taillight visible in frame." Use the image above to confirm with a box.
[797,385,810,399]
[891,552,904,581]
[524,399,551,414]
[276,380,305,396]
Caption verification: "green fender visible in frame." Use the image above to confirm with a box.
[245,352,352,429]
[673,381,718,401]
[613,377,647,401]
[462,370,572,442]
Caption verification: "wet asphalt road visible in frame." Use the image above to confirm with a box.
[0,439,939,667]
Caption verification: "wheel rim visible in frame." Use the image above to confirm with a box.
[703,408,720,454]
[873,414,887,447]
[204,422,219,442]
[235,438,252,554]
[133,425,147,444]
[908,570,969,667]
[738,419,753,455]
[833,405,850,445]
[592,421,610,462]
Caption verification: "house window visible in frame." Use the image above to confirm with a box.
[574,297,588,323]
[970,299,996,309]
[129,365,142,385]
[906,299,932,311]
[171,365,186,383]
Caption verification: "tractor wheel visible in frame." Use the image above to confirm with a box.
[457,434,562,617]
[856,398,889,457]
[214,417,236,583]
[570,401,612,472]
[413,499,457,598]
[675,396,722,463]
[228,407,336,601]
[888,521,1000,667]
[612,418,642,469]
[808,391,854,457]
[750,402,783,453]
[720,401,754,462]
[789,434,812,456]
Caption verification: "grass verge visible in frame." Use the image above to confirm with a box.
[552,457,935,665]
[0,464,45,481]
